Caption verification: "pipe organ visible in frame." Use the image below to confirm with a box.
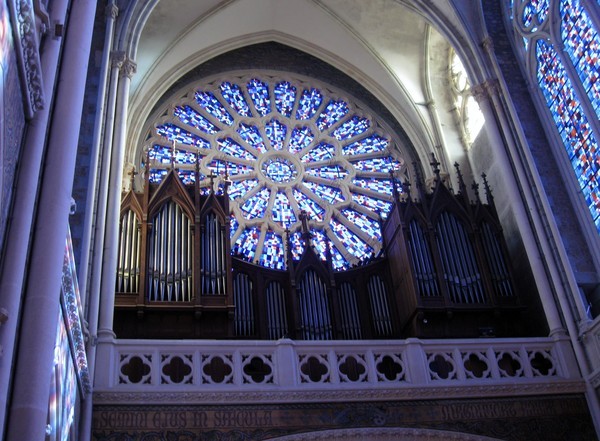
[114,159,525,340]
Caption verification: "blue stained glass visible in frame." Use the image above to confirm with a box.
[149,145,197,164]
[230,216,239,239]
[237,123,267,153]
[316,100,349,131]
[149,169,168,183]
[311,229,349,270]
[352,193,393,219]
[241,187,271,219]
[536,39,600,233]
[152,76,406,270]
[330,218,374,261]
[342,135,389,155]
[341,208,381,241]
[207,159,253,176]
[332,116,371,140]
[247,78,271,116]
[228,179,259,200]
[290,231,306,260]
[303,181,345,204]
[265,118,287,150]
[351,157,397,173]
[296,88,323,120]
[195,90,234,125]
[262,157,298,183]
[259,231,286,269]
[177,170,196,185]
[522,0,549,28]
[156,123,211,149]
[292,189,325,221]
[288,126,314,154]
[305,165,348,180]
[232,226,260,260]
[220,81,252,117]
[352,178,394,196]
[560,0,600,117]
[174,105,219,134]
[328,244,349,270]
[302,141,335,162]
[274,81,296,117]
[218,137,256,161]
[272,192,297,227]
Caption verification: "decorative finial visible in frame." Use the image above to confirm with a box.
[208,171,217,194]
[481,173,494,206]
[472,180,481,203]
[128,166,138,190]
[454,162,467,195]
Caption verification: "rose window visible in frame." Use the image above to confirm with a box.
[144,74,405,271]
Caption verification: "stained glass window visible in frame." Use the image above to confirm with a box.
[449,50,485,146]
[145,75,405,269]
[47,308,77,441]
[512,0,600,234]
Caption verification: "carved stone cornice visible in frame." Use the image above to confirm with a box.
[9,0,45,118]
[92,380,586,405]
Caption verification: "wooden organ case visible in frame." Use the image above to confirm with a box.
[114,157,526,340]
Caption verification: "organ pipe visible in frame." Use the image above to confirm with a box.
[298,270,332,340]
[367,275,392,337]
[233,273,254,336]
[147,201,192,302]
[266,281,288,339]
[408,220,438,297]
[435,212,483,304]
[338,282,362,339]
[116,210,140,293]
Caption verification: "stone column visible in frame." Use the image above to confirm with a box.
[78,4,119,438]
[471,79,565,335]
[5,1,97,440]
[97,55,136,337]
[0,0,69,434]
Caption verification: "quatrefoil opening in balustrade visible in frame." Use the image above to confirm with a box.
[428,353,456,380]
[529,351,555,376]
[300,355,329,383]
[497,352,523,377]
[202,355,233,384]
[375,354,404,382]
[463,352,490,379]
[242,355,273,384]
[161,355,193,384]
[338,354,367,382]
[120,355,151,384]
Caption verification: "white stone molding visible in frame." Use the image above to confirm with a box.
[268,427,502,441]
[8,0,45,118]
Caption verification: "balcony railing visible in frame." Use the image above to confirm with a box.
[93,335,585,404]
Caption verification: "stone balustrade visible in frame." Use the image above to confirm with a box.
[93,335,585,404]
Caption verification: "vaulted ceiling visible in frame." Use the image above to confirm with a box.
[122,0,485,176]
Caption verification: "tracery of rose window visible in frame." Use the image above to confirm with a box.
[142,73,407,270]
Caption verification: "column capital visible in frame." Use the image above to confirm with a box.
[120,58,137,79]
[105,3,119,20]
[471,79,500,103]
[110,51,126,69]
[481,36,494,53]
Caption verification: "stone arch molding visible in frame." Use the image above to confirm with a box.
[266,427,503,441]
[116,0,482,180]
